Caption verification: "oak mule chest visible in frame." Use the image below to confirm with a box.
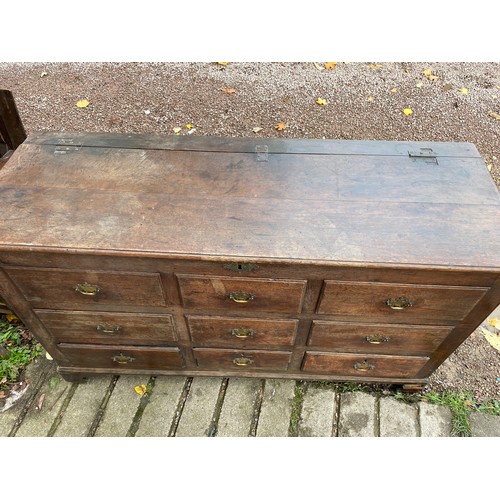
[0,132,499,390]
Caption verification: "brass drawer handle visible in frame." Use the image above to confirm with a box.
[385,296,412,310]
[365,334,390,344]
[74,282,101,296]
[233,355,253,366]
[353,360,375,372]
[231,328,255,339]
[96,323,122,334]
[229,291,255,304]
[112,353,135,364]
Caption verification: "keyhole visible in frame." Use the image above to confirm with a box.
[237,264,243,270]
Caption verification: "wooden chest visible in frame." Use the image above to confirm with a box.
[0,132,499,389]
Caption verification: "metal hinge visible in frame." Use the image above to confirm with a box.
[408,148,438,165]
[255,145,268,162]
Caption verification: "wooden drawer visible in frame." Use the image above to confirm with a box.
[194,348,292,371]
[177,275,306,313]
[302,352,429,378]
[308,321,452,356]
[7,267,167,310]
[317,280,488,323]
[58,343,183,369]
[186,315,298,347]
[36,310,177,345]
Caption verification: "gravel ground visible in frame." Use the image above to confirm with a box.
[0,61,498,402]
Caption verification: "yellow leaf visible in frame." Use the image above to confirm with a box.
[369,63,382,69]
[45,351,53,360]
[252,127,263,133]
[488,317,500,329]
[489,112,500,120]
[172,127,181,134]
[367,96,374,102]
[134,384,147,396]
[217,62,229,66]
[423,69,432,76]
[316,97,327,106]
[40,71,48,78]
[487,164,492,172]
[416,81,424,88]
[275,122,286,131]
[313,62,325,71]
[459,87,469,95]
[186,123,193,129]
[403,108,413,116]
[427,75,439,81]
[390,87,397,93]
[325,62,337,70]
[221,88,236,94]
[76,99,90,108]
[5,314,17,322]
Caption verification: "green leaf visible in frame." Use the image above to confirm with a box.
[50,376,59,390]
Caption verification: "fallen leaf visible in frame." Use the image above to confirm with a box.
[275,122,286,131]
[221,88,236,94]
[313,62,325,71]
[40,71,48,78]
[492,95,498,100]
[50,376,59,390]
[0,391,5,399]
[487,164,492,172]
[45,351,53,360]
[0,377,6,384]
[134,384,147,396]
[442,83,453,91]
[427,75,439,81]
[403,108,413,116]
[252,127,263,133]
[35,393,45,411]
[144,109,151,115]
[459,87,469,95]
[423,69,432,76]
[186,123,193,129]
[187,129,196,135]
[369,63,382,69]
[5,314,17,322]
[316,97,327,106]
[325,62,337,70]
[76,99,90,108]
[367,96,374,102]
[488,317,500,329]
[390,88,397,93]
[172,127,182,134]
[217,62,229,66]
[489,112,500,120]
[416,81,424,88]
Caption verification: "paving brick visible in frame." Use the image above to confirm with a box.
[95,375,150,436]
[217,378,261,437]
[54,375,112,437]
[470,412,500,437]
[256,379,295,437]
[380,397,418,437]
[298,385,336,437]
[338,392,377,437]
[136,376,186,437]
[419,402,452,437]
[175,377,223,437]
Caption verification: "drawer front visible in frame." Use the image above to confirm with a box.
[194,348,292,371]
[308,321,452,356]
[317,280,488,323]
[302,352,429,378]
[58,343,183,369]
[36,310,177,345]
[187,315,298,347]
[177,275,306,313]
[7,267,167,309]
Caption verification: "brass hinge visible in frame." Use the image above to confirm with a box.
[255,145,268,162]
[408,148,438,164]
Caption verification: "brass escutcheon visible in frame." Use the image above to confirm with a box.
[96,323,122,334]
[231,328,255,339]
[353,360,375,372]
[385,296,412,310]
[229,291,255,304]
[365,334,390,344]
[233,356,253,367]
[112,353,135,364]
[74,282,101,296]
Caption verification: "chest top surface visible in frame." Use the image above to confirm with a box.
[0,131,498,269]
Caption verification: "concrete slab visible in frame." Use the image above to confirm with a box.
[419,402,452,437]
[136,376,186,437]
[298,385,336,437]
[53,375,112,437]
[470,412,500,437]
[217,377,262,437]
[95,375,150,436]
[338,392,377,437]
[256,379,295,437]
[380,397,418,437]
[16,366,73,436]
[175,377,223,437]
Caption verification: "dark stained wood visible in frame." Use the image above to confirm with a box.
[302,352,429,378]
[308,321,452,356]
[317,281,488,323]
[6,267,168,310]
[186,315,298,347]
[193,348,292,371]
[177,275,307,313]
[0,90,26,150]
[35,310,177,345]
[58,343,184,369]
